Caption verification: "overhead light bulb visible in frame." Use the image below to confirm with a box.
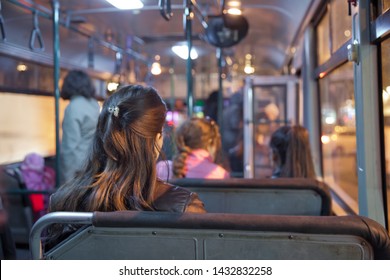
[171,45,198,60]
[16,63,28,72]
[244,53,255,74]
[107,81,119,92]
[228,1,241,7]
[244,64,255,74]
[106,0,144,10]
[151,62,162,75]
[227,8,242,15]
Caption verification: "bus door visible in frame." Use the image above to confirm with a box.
[243,76,298,179]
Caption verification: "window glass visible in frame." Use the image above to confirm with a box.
[252,85,287,178]
[381,38,390,231]
[0,93,68,164]
[316,10,331,65]
[0,55,107,97]
[330,0,352,52]
[320,62,357,202]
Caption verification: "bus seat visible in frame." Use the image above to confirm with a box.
[169,178,332,215]
[0,158,55,246]
[30,211,390,260]
[0,198,17,259]
[0,164,33,246]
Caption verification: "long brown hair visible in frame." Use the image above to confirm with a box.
[173,117,222,178]
[50,85,167,212]
[269,125,316,178]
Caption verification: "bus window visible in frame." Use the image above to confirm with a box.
[316,10,331,66]
[319,62,358,203]
[253,85,286,178]
[0,93,69,164]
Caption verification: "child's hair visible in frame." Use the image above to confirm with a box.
[173,117,222,178]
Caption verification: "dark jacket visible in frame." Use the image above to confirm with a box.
[154,181,206,213]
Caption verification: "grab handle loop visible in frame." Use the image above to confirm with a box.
[159,0,173,21]
[29,10,45,51]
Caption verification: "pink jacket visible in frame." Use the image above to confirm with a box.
[157,149,230,180]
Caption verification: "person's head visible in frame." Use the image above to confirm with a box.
[61,70,96,100]
[21,153,45,172]
[256,111,270,136]
[203,90,219,121]
[52,84,167,211]
[269,125,316,178]
[173,117,222,178]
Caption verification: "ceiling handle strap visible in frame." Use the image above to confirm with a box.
[159,0,173,21]
[29,10,45,51]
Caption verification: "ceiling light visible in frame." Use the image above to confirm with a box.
[228,1,241,7]
[227,8,242,15]
[151,62,162,75]
[244,53,255,74]
[107,81,119,92]
[16,63,28,72]
[106,0,144,10]
[244,64,255,74]
[171,45,198,60]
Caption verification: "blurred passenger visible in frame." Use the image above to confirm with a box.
[269,125,316,178]
[203,90,219,123]
[59,70,100,185]
[157,117,230,180]
[254,112,273,178]
[0,196,16,260]
[20,153,55,220]
[222,91,243,174]
[47,85,206,249]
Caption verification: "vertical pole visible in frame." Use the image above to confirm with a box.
[243,77,254,178]
[217,48,224,133]
[302,26,322,178]
[170,66,175,111]
[185,0,193,117]
[52,0,60,188]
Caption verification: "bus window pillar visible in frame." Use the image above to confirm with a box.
[353,1,385,226]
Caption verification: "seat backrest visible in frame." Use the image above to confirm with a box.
[30,211,390,260]
[0,164,33,246]
[169,178,332,215]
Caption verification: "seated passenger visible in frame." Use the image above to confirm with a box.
[20,153,55,221]
[157,117,230,180]
[269,125,316,178]
[46,85,206,249]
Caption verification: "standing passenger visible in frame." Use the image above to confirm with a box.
[59,70,100,185]
[269,125,316,178]
[47,85,206,249]
[157,117,230,179]
[221,91,244,174]
[203,90,219,124]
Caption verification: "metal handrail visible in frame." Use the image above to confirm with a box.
[29,212,93,260]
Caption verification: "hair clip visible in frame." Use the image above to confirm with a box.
[108,106,119,117]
